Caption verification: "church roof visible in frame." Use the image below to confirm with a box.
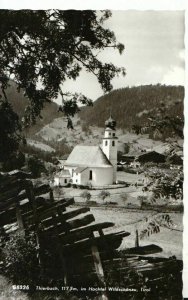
[74,166,88,173]
[64,146,112,168]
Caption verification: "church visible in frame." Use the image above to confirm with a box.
[57,116,118,187]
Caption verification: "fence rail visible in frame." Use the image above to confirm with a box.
[0,170,182,299]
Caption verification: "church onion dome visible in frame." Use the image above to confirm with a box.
[105,116,116,130]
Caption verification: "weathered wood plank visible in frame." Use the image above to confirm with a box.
[0,184,51,212]
[64,250,120,273]
[22,200,57,219]
[0,197,52,227]
[20,199,73,229]
[111,259,179,275]
[0,198,17,211]
[33,184,52,197]
[0,183,23,199]
[103,257,149,271]
[65,213,95,230]
[57,222,115,245]
[27,198,75,223]
[0,177,21,191]
[41,207,91,228]
[91,244,108,300]
[122,244,163,255]
[0,170,31,179]
[43,214,95,234]
[0,209,17,226]
[61,231,128,255]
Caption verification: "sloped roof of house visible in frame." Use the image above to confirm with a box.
[55,169,71,178]
[64,146,112,168]
[137,151,166,163]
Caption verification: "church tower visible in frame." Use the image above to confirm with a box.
[102,116,118,183]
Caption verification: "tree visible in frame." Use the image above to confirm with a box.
[142,168,183,201]
[27,156,47,178]
[140,213,174,240]
[139,167,183,240]
[98,190,110,203]
[80,190,91,202]
[0,10,125,132]
[142,99,184,140]
[0,100,23,162]
[132,124,142,135]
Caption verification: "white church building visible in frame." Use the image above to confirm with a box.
[55,116,118,187]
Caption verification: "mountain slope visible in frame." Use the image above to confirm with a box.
[4,80,63,137]
[79,85,184,130]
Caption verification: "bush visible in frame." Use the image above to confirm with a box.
[80,190,91,201]
[2,233,39,286]
[137,195,148,207]
[27,155,47,178]
[98,190,110,202]
[121,193,128,205]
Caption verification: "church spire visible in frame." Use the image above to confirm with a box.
[105,114,116,130]
[102,113,117,183]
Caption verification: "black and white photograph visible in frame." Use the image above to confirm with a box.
[0,3,186,300]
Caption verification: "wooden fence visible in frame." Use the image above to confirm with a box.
[0,170,183,299]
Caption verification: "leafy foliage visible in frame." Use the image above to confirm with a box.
[0,10,125,162]
[140,214,174,240]
[0,100,22,162]
[143,168,183,201]
[2,233,39,286]
[143,98,184,140]
[80,190,91,201]
[27,155,47,178]
[98,190,110,202]
[0,10,125,125]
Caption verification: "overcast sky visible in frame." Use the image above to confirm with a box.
[61,10,185,103]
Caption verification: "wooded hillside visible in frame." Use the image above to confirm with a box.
[79,85,184,130]
[5,80,62,136]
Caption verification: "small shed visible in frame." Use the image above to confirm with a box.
[54,169,71,186]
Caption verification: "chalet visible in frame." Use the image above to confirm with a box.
[137,151,166,164]
[120,151,140,164]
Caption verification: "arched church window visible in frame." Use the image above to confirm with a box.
[113,133,115,137]
[89,170,92,180]
[112,141,115,146]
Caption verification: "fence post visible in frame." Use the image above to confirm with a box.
[25,181,41,265]
[91,231,109,300]
[15,203,25,236]
[135,229,139,247]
